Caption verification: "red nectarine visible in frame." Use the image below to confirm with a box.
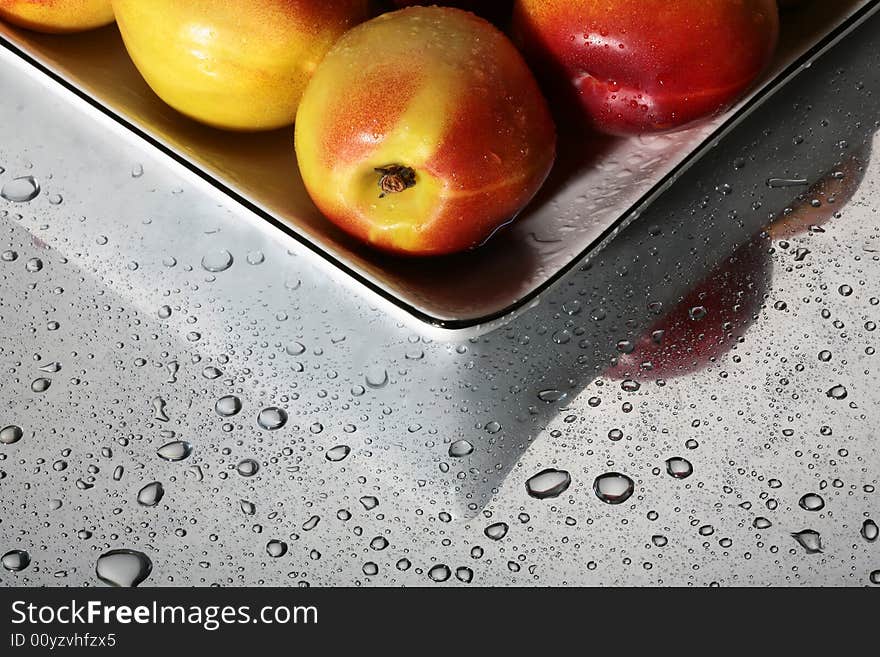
[513,0,780,135]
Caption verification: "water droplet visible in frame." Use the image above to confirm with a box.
[360,496,379,510]
[448,440,474,457]
[791,530,822,554]
[1,549,30,571]
[257,407,287,430]
[537,389,567,403]
[302,515,320,531]
[246,250,265,265]
[201,366,222,379]
[1,175,40,202]
[362,562,379,576]
[131,163,144,177]
[240,500,256,515]
[156,441,192,462]
[215,395,242,417]
[753,517,772,529]
[95,549,152,587]
[665,457,693,479]
[456,567,473,583]
[525,468,571,499]
[30,377,50,393]
[838,284,853,297]
[266,540,288,558]
[25,257,43,273]
[285,342,306,356]
[152,396,169,422]
[826,385,848,400]
[861,519,878,542]
[652,535,668,547]
[0,425,23,444]
[1,250,18,262]
[369,536,389,551]
[201,249,234,272]
[325,445,351,462]
[871,571,880,585]
[396,558,411,571]
[157,305,172,319]
[767,177,808,188]
[428,564,451,582]
[137,481,164,507]
[484,522,509,540]
[365,366,388,389]
[798,493,825,511]
[593,472,635,505]
[236,459,259,477]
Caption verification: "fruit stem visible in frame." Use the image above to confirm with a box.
[375,165,416,198]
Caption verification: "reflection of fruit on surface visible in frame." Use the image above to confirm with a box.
[0,0,113,33]
[111,0,369,131]
[767,150,870,239]
[512,0,779,135]
[610,237,770,380]
[295,7,556,256]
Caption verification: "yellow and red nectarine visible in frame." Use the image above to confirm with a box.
[295,7,556,256]
[111,0,369,131]
[0,0,114,33]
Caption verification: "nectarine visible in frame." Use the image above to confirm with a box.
[295,7,556,256]
[513,0,779,135]
[111,0,369,130]
[0,0,114,33]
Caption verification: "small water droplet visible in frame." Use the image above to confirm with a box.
[826,385,847,400]
[246,250,265,265]
[240,500,256,515]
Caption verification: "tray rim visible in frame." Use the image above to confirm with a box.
[2,0,878,336]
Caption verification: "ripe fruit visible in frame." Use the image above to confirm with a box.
[0,0,113,33]
[513,0,779,135]
[391,1,512,23]
[111,0,369,130]
[295,7,556,256]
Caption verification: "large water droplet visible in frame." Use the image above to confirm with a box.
[665,457,693,479]
[826,385,848,400]
[137,481,164,507]
[325,445,351,462]
[31,377,50,393]
[200,249,233,272]
[236,459,259,477]
[1,176,40,202]
[215,395,242,417]
[791,530,823,554]
[257,407,287,430]
[95,549,152,587]
[593,472,635,505]
[266,540,288,558]
[798,493,824,511]
[860,519,878,542]
[484,522,509,541]
[1,549,30,571]
[0,425,23,444]
[448,439,474,457]
[156,441,192,462]
[365,366,388,389]
[428,564,451,582]
[525,468,571,499]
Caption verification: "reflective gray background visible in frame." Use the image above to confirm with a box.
[1,12,879,587]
